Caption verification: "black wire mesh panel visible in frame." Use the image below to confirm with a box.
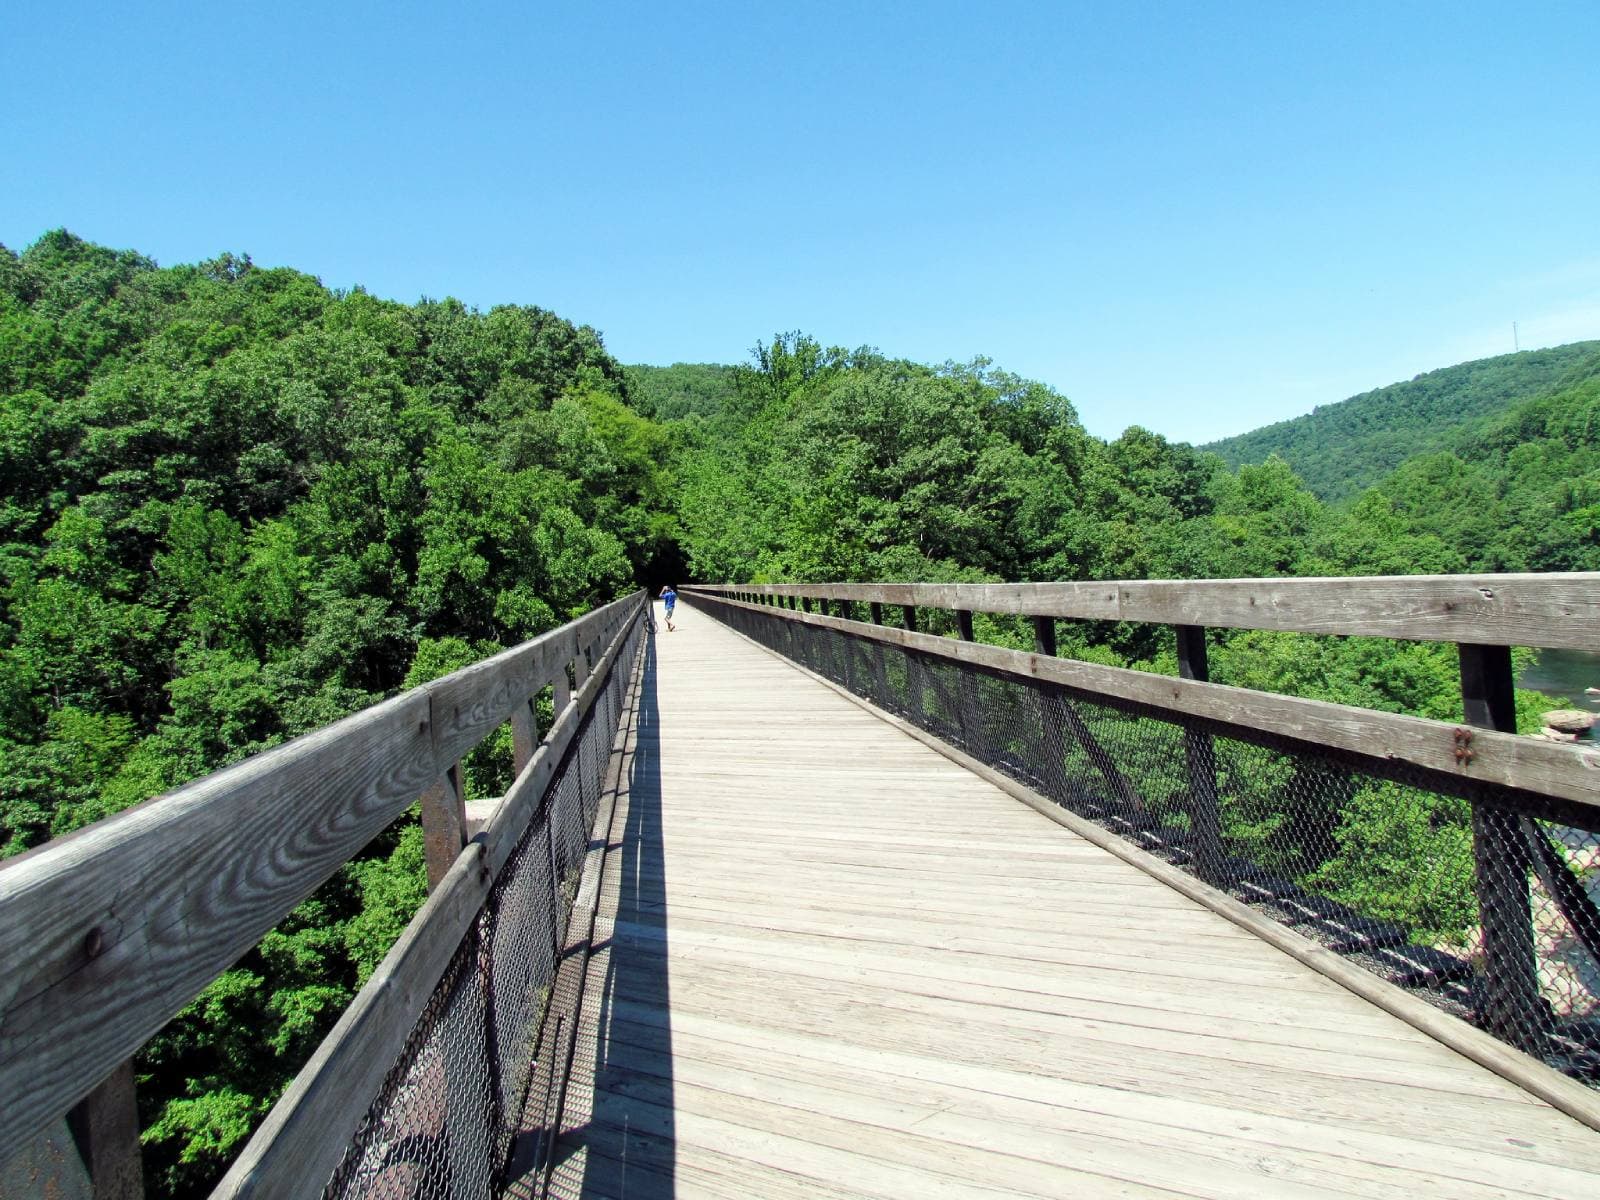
[322,621,643,1199]
[702,598,1600,1088]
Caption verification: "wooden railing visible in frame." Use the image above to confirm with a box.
[687,575,1600,806]
[685,574,1600,1127]
[0,591,647,1197]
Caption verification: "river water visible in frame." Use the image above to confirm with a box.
[1517,647,1600,705]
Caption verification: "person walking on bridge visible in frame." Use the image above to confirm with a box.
[660,584,677,632]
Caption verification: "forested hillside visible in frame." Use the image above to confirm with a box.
[3,235,1596,1194]
[623,361,738,421]
[1203,342,1600,503]
[0,231,677,1192]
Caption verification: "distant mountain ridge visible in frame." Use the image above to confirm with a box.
[1201,341,1600,504]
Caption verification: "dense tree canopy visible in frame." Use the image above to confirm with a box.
[0,232,665,1193]
[1203,341,1600,503]
[2,234,1592,1194]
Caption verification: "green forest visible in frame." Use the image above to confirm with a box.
[1203,341,1600,504]
[3,231,1598,1193]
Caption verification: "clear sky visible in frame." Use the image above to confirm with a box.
[5,1,1597,444]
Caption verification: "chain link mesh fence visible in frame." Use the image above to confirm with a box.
[702,597,1600,1088]
[320,619,644,1199]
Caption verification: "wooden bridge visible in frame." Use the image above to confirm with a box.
[3,575,1600,1198]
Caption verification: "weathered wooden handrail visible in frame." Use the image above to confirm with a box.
[219,593,646,1198]
[688,584,1600,810]
[697,573,1600,650]
[0,590,647,1178]
[686,578,1600,811]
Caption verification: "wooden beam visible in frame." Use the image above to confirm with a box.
[215,602,645,1198]
[509,699,537,775]
[419,762,468,891]
[684,573,1600,651]
[686,594,1600,810]
[66,1061,142,1199]
[0,592,645,1162]
[1460,643,1544,1056]
[1176,626,1224,885]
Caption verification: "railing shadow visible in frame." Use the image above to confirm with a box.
[550,627,676,1197]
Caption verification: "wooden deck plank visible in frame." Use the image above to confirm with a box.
[550,601,1600,1198]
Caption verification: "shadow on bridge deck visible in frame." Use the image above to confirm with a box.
[546,626,678,1197]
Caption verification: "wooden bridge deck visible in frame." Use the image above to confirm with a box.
[547,600,1600,1198]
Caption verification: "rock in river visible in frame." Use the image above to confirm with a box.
[1542,709,1597,735]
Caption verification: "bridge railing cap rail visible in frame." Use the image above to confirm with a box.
[684,573,1600,651]
[0,590,647,1166]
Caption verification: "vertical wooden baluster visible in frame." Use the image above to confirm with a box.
[64,1061,143,1199]
[954,609,978,749]
[1176,625,1224,884]
[510,697,537,777]
[868,603,890,702]
[420,762,469,890]
[1032,617,1068,798]
[1460,642,1544,1055]
[902,605,923,721]
[837,599,857,690]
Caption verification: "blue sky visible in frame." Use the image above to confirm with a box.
[5,1,1597,443]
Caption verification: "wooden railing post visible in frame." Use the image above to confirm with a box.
[901,604,924,720]
[420,762,469,890]
[868,603,890,701]
[510,698,537,776]
[836,600,857,690]
[1176,626,1225,884]
[1460,642,1544,1056]
[575,639,593,690]
[1031,615,1056,658]
[952,609,980,748]
[554,656,573,714]
[63,1061,143,1199]
[1032,618,1069,796]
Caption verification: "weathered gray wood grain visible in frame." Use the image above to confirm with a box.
[216,598,645,1196]
[214,842,494,1199]
[687,573,1600,650]
[691,595,1600,809]
[0,689,434,1159]
[428,593,637,766]
[0,592,645,1162]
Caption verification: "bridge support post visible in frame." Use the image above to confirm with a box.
[420,762,469,889]
[836,600,857,690]
[868,604,891,705]
[1176,626,1225,884]
[1459,643,1545,1057]
[952,610,981,752]
[902,605,923,723]
[70,1062,143,1199]
[1032,618,1070,799]
[510,697,537,776]
[554,641,574,713]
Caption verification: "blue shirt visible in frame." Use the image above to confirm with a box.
[661,588,677,609]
